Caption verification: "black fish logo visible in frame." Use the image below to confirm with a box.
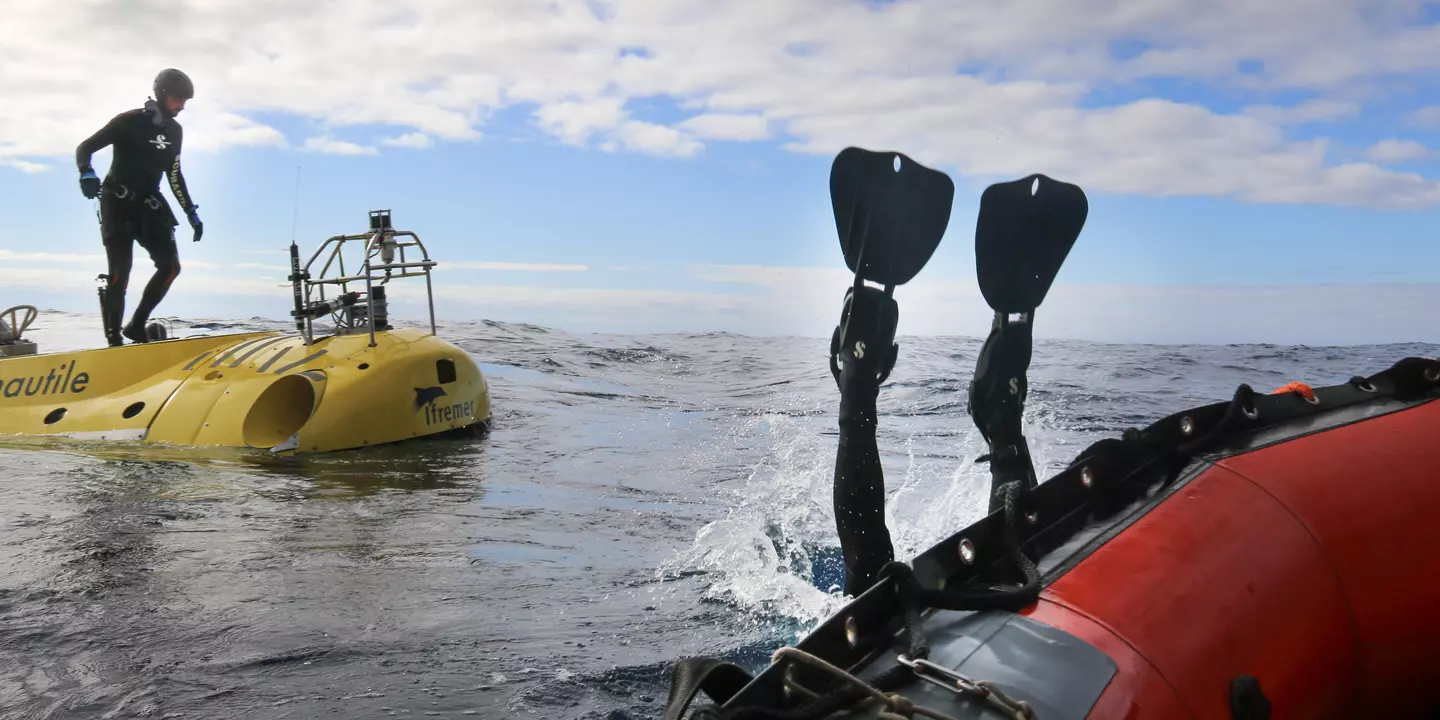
[414,385,447,412]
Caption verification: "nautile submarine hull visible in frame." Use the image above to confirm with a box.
[0,327,489,453]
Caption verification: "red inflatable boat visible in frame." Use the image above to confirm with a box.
[1034,369,1440,718]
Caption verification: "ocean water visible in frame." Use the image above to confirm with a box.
[1,311,1434,719]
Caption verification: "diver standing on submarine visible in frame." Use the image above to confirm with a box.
[75,68,204,346]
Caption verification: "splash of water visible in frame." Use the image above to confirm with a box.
[658,413,843,631]
[659,396,1079,641]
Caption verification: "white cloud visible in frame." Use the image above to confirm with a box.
[678,113,771,141]
[0,249,223,271]
[692,264,856,292]
[1366,139,1431,163]
[0,267,96,292]
[0,249,106,265]
[381,132,433,149]
[611,120,703,157]
[531,98,701,156]
[2,0,1439,206]
[1243,99,1361,125]
[0,265,268,296]
[2,159,49,174]
[1035,282,1440,346]
[1408,106,1440,128]
[182,107,287,152]
[301,137,380,156]
[445,261,589,272]
[235,262,290,272]
[170,273,290,298]
[785,96,1440,208]
[534,97,628,146]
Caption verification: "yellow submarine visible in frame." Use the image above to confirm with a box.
[0,210,490,454]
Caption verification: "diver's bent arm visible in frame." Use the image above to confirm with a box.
[76,113,126,173]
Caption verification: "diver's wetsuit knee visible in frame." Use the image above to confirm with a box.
[100,196,138,292]
[127,224,180,341]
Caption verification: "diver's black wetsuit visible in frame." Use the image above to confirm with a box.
[76,101,195,343]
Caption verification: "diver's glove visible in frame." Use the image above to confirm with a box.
[79,170,100,199]
[187,206,203,242]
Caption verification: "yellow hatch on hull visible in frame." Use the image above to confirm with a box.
[0,328,490,454]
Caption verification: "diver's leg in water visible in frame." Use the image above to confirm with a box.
[99,198,134,347]
[123,217,180,344]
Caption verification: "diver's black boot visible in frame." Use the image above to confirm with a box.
[122,319,150,344]
[126,264,174,345]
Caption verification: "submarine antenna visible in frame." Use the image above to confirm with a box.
[290,165,302,245]
[288,165,311,344]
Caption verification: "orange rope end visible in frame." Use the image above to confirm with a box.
[1272,381,1316,402]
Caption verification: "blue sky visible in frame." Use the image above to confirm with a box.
[2,0,1438,344]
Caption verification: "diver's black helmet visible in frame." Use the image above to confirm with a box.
[153,68,194,106]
